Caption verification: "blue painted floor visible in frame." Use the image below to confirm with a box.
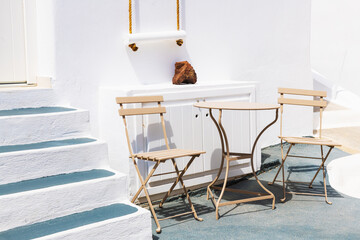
[151,144,360,239]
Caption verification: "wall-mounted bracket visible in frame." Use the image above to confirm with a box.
[126,30,186,51]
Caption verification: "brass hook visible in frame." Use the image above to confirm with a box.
[176,39,183,46]
[128,43,138,51]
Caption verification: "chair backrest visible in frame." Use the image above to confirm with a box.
[116,96,170,156]
[278,88,327,138]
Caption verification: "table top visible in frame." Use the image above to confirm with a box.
[194,102,280,110]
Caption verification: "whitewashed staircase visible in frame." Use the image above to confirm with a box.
[0,88,151,240]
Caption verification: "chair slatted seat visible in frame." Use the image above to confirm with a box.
[279,136,340,146]
[134,149,204,161]
[116,95,204,233]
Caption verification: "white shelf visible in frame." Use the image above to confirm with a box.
[125,30,186,44]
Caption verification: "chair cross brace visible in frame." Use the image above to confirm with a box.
[268,143,334,204]
[131,155,202,233]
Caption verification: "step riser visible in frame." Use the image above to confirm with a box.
[36,206,151,240]
[0,110,90,145]
[0,88,57,111]
[0,175,128,231]
[0,142,108,185]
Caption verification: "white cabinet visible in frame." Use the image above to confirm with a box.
[124,82,259,196]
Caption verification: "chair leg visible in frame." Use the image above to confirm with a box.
[131,160,160,203]
[131,160,162,233]
[322,161,332,205]
[280,156,287,202]
[159,156,196,208]
[309,146,333,188]
[320,146,332,205]
[281,143,292,202]
[268,143,293,185]
[169,158,203,221]
[143,181,162,233]
[268,142,292,202]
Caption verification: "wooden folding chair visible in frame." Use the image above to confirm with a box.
[268,88,341,204]
[116,96,205,233]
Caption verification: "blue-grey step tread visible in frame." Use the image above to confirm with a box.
[0,169,115,196]
[0,138,96,153]
[0,203,138,240]
[0,107,75,117]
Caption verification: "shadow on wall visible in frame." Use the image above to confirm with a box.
[131,120,175,153]
[126,41,191,85]
[126,0,190,84]
[209,148,222,170]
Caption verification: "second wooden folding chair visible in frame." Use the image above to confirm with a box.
[116,96,205,233]
[268,88,341,204]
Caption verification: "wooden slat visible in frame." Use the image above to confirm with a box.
[134,149,205,161]
[118,107,166,116]
[278,88,327,97]
[278,98,327,107]
[280,136,341,146]
[116,96,163,104]
[156,150,204,161]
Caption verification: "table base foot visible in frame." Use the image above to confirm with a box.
[211,186,268,196]
[217,194,274,207]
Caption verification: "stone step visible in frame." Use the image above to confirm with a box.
[0,107,90,145]
[0,169,128,231]
[0,202,151,240]
[0,88,58,111]
[0,138,108,185]
[0,107,74,117]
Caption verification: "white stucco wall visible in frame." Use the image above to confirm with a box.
[311,0,360,95]
[36,0,312,175]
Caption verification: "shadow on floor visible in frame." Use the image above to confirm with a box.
[154,200,214,222]
[151,144,354,239]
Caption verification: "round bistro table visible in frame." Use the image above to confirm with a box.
[194,101,280,219]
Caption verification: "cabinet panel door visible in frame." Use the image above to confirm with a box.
[202,95,254,177]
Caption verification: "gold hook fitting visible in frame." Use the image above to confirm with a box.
[128,43,138,51]
[176,39,183,46]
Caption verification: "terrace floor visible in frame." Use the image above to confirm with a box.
[151,143,360,239]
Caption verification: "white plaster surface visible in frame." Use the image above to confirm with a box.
[0,2,313,238]
[312,0,360,98]
[0,140,108,184]
[0,172,128,231]
[321,109,360,129]
[0,109,90,145]
[0,88,58,111]
[35,0,313,159]
[36,203,151,240]
[327,154,360,199]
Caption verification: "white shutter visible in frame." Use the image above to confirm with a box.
[0,0,35,84]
